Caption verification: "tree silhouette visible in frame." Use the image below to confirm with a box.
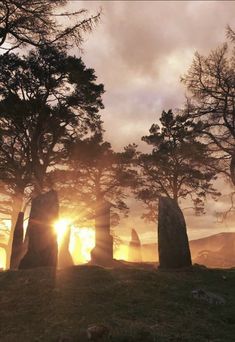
[55,133,137,227]
[0,0,100,52]
[182,43,235,186]
[0,45,104,229]
[136,110,219,221]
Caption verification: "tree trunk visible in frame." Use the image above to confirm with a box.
[230,152,235,186]
[91,199,113,266]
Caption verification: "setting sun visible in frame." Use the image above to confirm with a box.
[1,1,235,340]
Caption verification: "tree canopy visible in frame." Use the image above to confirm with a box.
[136,110,219,221]
[0,45,104,225]
[182,44,235,185]
[55,133,137,227]
[0,0,100,52]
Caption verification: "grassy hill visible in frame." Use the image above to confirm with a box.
[0,265,235,341]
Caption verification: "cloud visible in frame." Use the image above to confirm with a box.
[65,1,235,240]
[69,1,235,148]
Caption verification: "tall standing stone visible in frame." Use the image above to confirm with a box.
[91,200,113,266]
[128,229,142,262]
[10,211,24,269]
[158,196,192,269]
[58,226,74,269]
[19,190,59,269]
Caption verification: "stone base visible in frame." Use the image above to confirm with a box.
[90,235,113,266]
[19,244,58,269]
[58,249,73,269]
[19,190,59,269]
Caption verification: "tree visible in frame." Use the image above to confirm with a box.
[0,45,104,266]
[0,0,100,52]
[55,133,137,228]
[215,191,235,224]
[181,43,235,186]
[136,110,219,221]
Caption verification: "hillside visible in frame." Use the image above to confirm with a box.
[190,232,235,254]
[141,232,235,267]
[0,265,235,341]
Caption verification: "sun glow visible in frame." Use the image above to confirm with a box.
[54,218,70,246]
[53,218,130,265]
[0,248,6,270]
[53,218,95,264]
[71,227,95,263]
[114,245,129,261]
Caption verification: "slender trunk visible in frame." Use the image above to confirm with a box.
[230,152,235,186]
[173,188,179,204]
[172,174,179,204]
[173,194,178,204]
[34,168,45,196]
[95,192,103,233]
[94,178,102,231]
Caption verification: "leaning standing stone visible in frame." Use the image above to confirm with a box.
[158,196,192,269]
[19,190,59,269]
[10,211,24,269]
[58,226,73,269]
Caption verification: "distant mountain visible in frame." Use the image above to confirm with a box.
[141,232,235,268]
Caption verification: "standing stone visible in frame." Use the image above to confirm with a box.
[10,211,24,269]
[58,226,73,269]
[91,200,113,266]
[19,190,59,269]
[158,196,192,269]
[128,229,142,262]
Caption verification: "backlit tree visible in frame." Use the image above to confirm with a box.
[182,43,235,186]
[136,110,219,221]
[0,0,100,52]
[0,45,104,266]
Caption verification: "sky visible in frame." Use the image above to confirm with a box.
[1,1,234,252]
[63,0,235,244]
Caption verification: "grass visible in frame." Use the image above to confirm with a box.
[0,264,235,341]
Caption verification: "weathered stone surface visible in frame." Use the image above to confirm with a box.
[19,190,59,269]
[158,196,192,269]
[192,288,226,305]
[91,200,113,266]
[10,211,24,269]
[87,324,110,341]
[128,229,142,262]
[58,226,73,269]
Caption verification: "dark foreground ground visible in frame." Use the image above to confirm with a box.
[0,264,234,342]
